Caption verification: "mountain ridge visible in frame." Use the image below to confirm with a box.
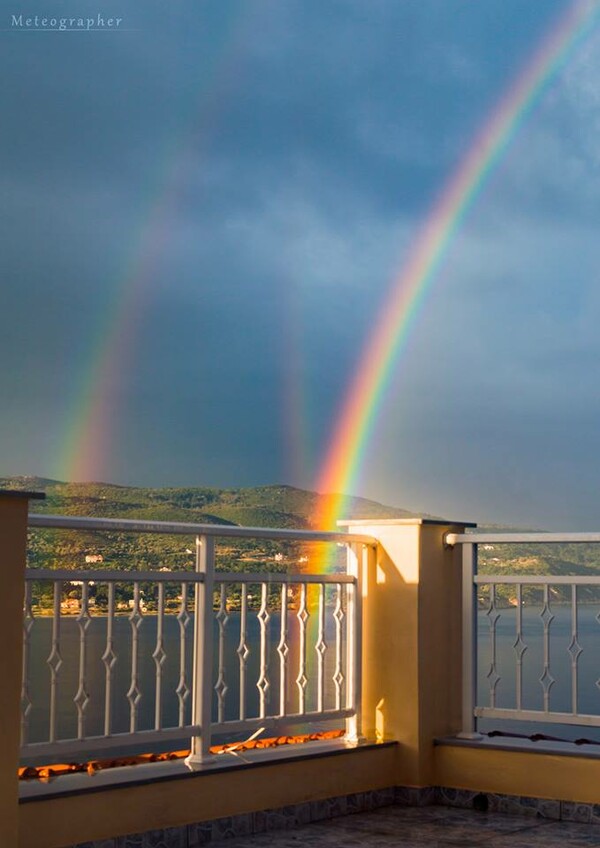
[4,477,600,585]
[1,477,443,573]
[0,476,440,528]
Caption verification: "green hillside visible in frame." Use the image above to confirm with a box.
[0,476,425,527]
[5,478,600,599]
[0,476,429,575]
[471,525,600,605]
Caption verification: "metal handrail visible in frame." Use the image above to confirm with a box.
[29,513,376,545]
[446,531,600,545]
[24,568,356,584]
[446,530,600,739]
[23,516,368,765]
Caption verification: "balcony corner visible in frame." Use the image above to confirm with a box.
[340,518,471,788]
[0,490,45,848]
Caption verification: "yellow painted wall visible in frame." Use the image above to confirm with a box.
[342,520,464,787]
[19,515,600,848]
[1,494,37,848]
[417,524,463,783]
[18,746,398,848]
[435,743,600,804]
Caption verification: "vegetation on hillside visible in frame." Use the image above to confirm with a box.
[2,476,423,578]
[5,477,600,609]
[475,530,600,606]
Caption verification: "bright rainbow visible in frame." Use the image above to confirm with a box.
[315,0,598,532]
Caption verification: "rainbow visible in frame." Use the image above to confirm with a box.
[56,9,249,483]
[57,218,167,482]
[315,0,599,532]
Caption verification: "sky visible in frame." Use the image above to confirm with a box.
[2,0,600,529]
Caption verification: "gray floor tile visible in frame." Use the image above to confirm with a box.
[489,821,600,848]
[111,803,600,848]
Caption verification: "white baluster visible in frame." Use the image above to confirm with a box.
[513,583,526,712]
[152,583,166,730]
[47,580,63,743]
[277,582,289,716]
[486,584,501,708]
[215,583,229,723]
[315,583,327,713]
[101,582,117,736]
[126,582,143,732]
[74,581,91,738]
[568,584,582,715]
[296,583,308,713]
[257,582,271,718]
[176,582,191,726]
[539,584,555,711]
[237,584,249,720]
[333,582,345,712]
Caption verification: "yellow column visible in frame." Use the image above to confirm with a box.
[340,519,469,787]
[0,490,44,847]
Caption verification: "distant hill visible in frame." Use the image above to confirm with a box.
[5,478,600,591]
[0,476,432,528]
[0,476,436,574]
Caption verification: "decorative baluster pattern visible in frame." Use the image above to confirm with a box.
[22,517,367,762]
[296,583,309,713]
[25,520,600,762]
[315,583,327,712]
[513,583,526,711]
[47,580,63,743]
[176,582,191,726]
[568,584,582,715]
[595,608,600,695]
[540,584,555,711]
[237,584,249,720]
[152,583,166,730]
[215,583,229,723]
[277,582,289,716]
[256,582,271,718]
[101,582,117,736]
[333,583,345,711]
[21,581,34,744]
[21,536,364,756]
[486,584,500,708]
[127,582,143,732]
[74,581,91,738]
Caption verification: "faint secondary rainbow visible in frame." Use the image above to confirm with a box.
[57,215,172,482]
[315,0,599,533]
[55,10,249,483]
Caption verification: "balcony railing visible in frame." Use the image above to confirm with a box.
[22,514,375,766]
[446,531,600,740]
[8,499,600,847]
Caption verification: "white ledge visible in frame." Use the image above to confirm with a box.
[19,739,394,802]
[436,734,600,760]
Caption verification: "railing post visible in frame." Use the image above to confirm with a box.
[186,534,216,766]
[340,518,468,787]
[344,541,366,743]
[0,489,44,847]
[457,541,482,739]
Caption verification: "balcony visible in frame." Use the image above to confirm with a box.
[4,491,600,847]
[21,512,368,767]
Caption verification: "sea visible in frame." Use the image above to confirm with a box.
[24,610,342,761]
[23,605,600,762]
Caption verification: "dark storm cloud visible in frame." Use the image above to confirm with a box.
[2,0,600,528]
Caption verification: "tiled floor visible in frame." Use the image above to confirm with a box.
[219,805,600,848]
